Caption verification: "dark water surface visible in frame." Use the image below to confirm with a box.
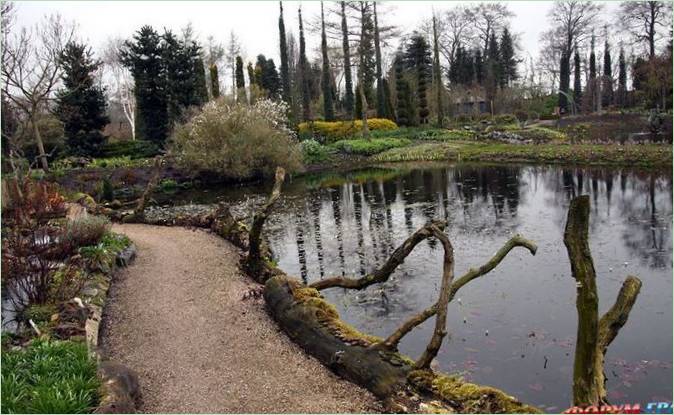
[174,163,672,411]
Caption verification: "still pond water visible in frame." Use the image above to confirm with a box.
[173,163,672,411]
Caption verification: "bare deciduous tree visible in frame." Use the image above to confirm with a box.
[472,3,514,53]
[102,36,136,140]
[1,12,75,170]
[619,1,673,59]
[547,0,603,57]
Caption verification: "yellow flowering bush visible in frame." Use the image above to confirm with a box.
[298,118,398,143]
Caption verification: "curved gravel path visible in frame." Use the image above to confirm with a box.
[101,224,381,413]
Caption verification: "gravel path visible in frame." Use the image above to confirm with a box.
[101,224,381,413]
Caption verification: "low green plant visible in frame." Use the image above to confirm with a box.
[159,178,178,191]
[516,127,567,143]
[371,142,460,162]
[412,129,475,141]
[99,231,131,253]
[301,139,335,164]
[330,138,411,156]
[23,303,58,325]
[86,156,153,169]
[101,140,160,159]
[1,339,100,413]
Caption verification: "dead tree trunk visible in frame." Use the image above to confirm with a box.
[129,156,164,222]
[245,167,286,283]
[564,195,642,406]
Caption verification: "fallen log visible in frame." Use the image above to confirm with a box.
[264,274,541,413]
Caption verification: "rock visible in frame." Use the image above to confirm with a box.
[116,245,137,267]
[81,287,99,297]
[110,200,123,210]
[96,361,140,414]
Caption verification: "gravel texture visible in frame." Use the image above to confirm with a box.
[101,224,381,413]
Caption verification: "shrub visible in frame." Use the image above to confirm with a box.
[516,127,567,143]
[86,156,153,169]
[298,118,398,143]
[527,111,540,121]
[170,99,303,179]
[63,215,111,249]
[540,113,560,121]
[1,339,100,413]
[372,142,458,162]
[494,114,517,124]
[101,140,160,159]
[330,138,411,156]
[301,139,335,164]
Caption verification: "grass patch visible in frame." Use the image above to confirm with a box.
[1,339,100,413]
[412,129,475,141]
[371,142,461,162]
[330,138,411,156]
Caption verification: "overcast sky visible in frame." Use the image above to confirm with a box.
[12,1,620,77]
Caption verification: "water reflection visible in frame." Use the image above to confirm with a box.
[178,163,672,410]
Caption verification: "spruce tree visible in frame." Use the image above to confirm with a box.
[341,1,354,120]
[404,33,432,124]
[210,64,220,98]
[55,42,109,157]
[499,28,517,87]
[121,25,168,146]
[320,2,335,120]
[617,46,627,108]
[432,14,444,127]
[474,49,484,85]
[236,56,247,103]
[382,77,395,120]
[278,1,291,104]
[374,2,385,118]
[298,6,312,121]
[602,38,613,108]
[573,48,582,113]
[485,33,501,106]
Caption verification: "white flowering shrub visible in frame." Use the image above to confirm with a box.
[169,99,303,179]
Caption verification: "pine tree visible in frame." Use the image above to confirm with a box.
[298,6,312,121]
[485,33,501,106]
[341,1,354,120]
[320,2,335,121]
[432,14,444,127]
[55,42,109,156]
[121,25,168,146]
[617,46,627,108]
[236,56,247,103]
[261,57,281,98]
[573,48,582,113]
[499,28,517,87]
[162,31,205,124]
[602,38,613,108]
[278,1,291,104]
[374,2,385,118]
[210,64,220,98]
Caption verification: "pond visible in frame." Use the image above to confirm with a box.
[170,162,672,411]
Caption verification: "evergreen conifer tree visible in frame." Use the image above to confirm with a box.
[499,28,517,87]
[432,14,444,127]
[341,1,354,120]
[358,2,376,107]
[573,48,582,113]
[236,56,247,103]
[374,2,385,118]
[278,1,291,104]
[320,2,335,120]
[602,38,613,108]
[193,54,209,106]
[298,6,312,121]
[121,25,168,146]
[210,64,220,98]
[617,46,627,108]
[55,42,109,156]
[559,51,570,113]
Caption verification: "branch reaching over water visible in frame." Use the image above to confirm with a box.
[380,234,537,351]
[309,220,447,290]
[133,156,164,219]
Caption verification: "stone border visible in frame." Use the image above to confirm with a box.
[77,244,142,414]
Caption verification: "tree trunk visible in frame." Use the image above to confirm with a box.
[31,116,49,171]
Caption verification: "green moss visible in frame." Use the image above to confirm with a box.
[23,304,58,324]
[288,281,382,346]
[408,370,541,414]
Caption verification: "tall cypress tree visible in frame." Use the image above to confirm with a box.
[474,49,484,85]
[193,54,209,106]
[382,77,395,120]
[573,48,582,113]
[588,33,597,112]
[617,46,627,108]
[340,1,354,120]
[602,38,613,108]
[499,28,517,87]
[559,51,570,113]
[432,14,444,127]
[298,6,312,121]
[56,42,109,157]
[247,62,256,87]
[358,2,376,107]
[394,53,409,126]
[236,56,247,103]
[320,2,335,120]
[374,2,385,118]
[278,1,291,104]
[485,33,501,107]
[210,64,220,98]
[121,25,168,146]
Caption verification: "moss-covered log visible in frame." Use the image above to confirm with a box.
[264,274,541,413]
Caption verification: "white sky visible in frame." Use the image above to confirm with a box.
[12,1,620,79]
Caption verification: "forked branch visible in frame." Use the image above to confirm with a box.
[309,219,448,290]
[381,234,537,351]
